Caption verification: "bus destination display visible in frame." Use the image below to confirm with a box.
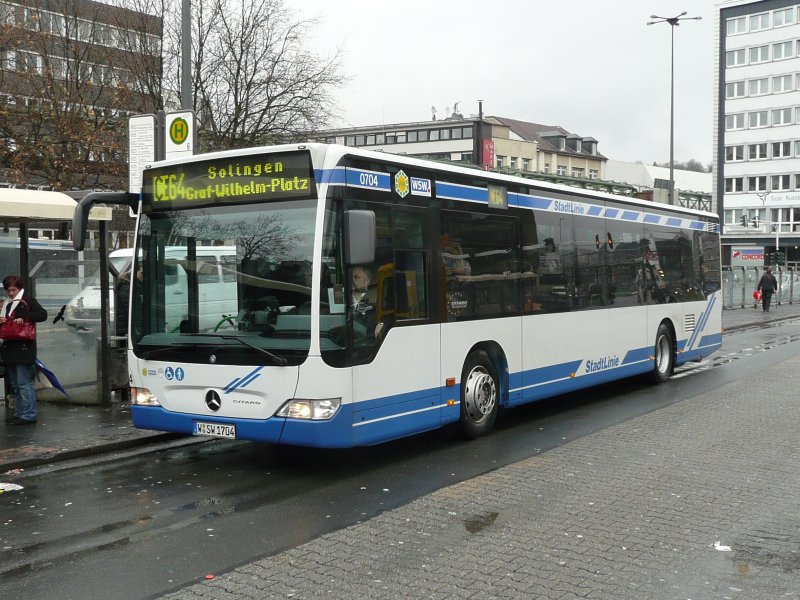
[142,151,315,211]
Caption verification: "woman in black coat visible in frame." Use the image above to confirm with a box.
[1,274,47,424]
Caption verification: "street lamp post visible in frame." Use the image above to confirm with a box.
[647,11,702,206]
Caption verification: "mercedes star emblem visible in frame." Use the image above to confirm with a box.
[205,390,222,412]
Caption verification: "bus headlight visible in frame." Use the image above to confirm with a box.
[276,397,341,420]
[131,387,160,406]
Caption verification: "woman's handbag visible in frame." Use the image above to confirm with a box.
[0,300,36,342]
[753,290,762,301]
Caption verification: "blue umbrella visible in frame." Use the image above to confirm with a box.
[35,358,69,398]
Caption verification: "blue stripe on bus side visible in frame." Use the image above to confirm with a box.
[513,193,552,210]
[436,182,489,203]
[317,168,716,234]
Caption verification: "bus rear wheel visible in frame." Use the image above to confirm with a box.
[460,350,499,439]
[651,323,674,384]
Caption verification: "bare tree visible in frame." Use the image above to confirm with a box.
[170,0,345,150]
[0,0,162,189]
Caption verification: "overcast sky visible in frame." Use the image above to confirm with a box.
[296,0,717,166]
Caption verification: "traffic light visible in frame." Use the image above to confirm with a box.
[740,214,748,227]
[775,251,786,265]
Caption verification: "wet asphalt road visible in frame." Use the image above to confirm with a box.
[2,318,800,600]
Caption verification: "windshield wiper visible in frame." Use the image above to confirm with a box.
[178,333,288,366]
[138,343,199,359]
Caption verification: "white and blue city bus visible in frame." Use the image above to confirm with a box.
[120,143,720,447]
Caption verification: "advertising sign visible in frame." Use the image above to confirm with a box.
[731,246,764,267]
[482,139,495,169]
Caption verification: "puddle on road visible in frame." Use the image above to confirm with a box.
[463,511,498,534]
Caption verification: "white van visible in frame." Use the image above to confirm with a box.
[64,246,238,336]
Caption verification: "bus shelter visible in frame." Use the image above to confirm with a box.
[0,188,114,406]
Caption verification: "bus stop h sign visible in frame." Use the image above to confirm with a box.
[165,110,195,161]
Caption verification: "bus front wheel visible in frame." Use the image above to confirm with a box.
[460,350,499,439]
[651,323,674,384]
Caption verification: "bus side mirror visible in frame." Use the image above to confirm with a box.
[345,210,375,265]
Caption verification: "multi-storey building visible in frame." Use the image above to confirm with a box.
[0,0,161,191]
[318,113,713,207]
[716,0,800,265]
[317,113,611,191]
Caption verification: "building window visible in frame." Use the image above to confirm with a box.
[774,7,794,27]
[0,3,13,24]
[749,110,769,128]
[772,107,792,126]
[556,165,567,176]
[727,16,747,35]
[495,155,505,169]
[750,45,769,64]
[365,134,375,145]
[726,81,746,98]
[725,145,744,161]
[407,131,418,143]
[572,167,584,178]
[749,143,767,160]
[751,12,770,31]
[509,157,517,169]
[429,129,440,141]
[749,78,769,95]
[543,163,550,174]
[589,169,598,180]
[773,41,793,60]
[725,177,744,193]
[772,141,791,158]
[375,133,385,145]
[522,158,531,171]
[440,129,450,140]
[17,51,41,74]
[451,128,462,140]
[726,49,746,67]
[773,74,793,93]
[748,176,767,191]
[417,130,428,142]
[726,113,745,130]
[771,174,791,191]
[355,135,365,146]
[794,174,800,190]
[462,127,472,139]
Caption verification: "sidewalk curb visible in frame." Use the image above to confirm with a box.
[724,310,800,332]
[0,432,188,472]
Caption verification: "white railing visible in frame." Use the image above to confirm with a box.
[723,266,800,308]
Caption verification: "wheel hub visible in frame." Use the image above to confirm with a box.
[464,367,497,420]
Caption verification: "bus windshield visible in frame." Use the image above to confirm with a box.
[132,199,317,365]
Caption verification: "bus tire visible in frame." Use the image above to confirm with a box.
[651,323,674,384]
[459,349,499,439]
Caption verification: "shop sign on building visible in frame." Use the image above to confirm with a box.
[731,246,764,267]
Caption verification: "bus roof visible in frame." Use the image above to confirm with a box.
[144,142,718,221]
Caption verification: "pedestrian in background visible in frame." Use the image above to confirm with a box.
[114,267,131,337]
[0,274,47,425]
[757,266,779,313]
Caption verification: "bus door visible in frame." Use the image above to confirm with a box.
[347,203,440,444]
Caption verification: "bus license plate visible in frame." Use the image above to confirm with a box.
[194,422,236,439]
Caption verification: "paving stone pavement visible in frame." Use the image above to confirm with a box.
[161,344,800,598]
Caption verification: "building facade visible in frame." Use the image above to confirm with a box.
[316,114,610,190]
[0,0,162,191]
[716,0,800,266]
